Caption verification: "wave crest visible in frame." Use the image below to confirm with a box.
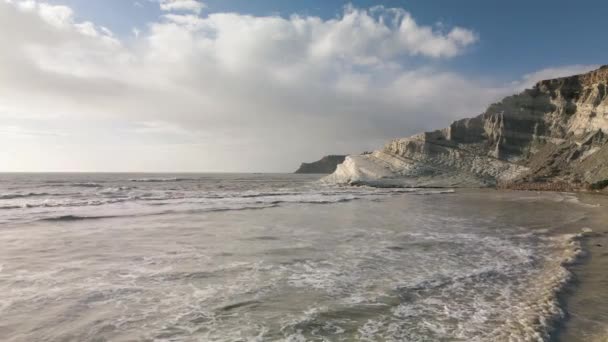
[0,192,53,200]
[128,177,194,183]
[40,214,119,222]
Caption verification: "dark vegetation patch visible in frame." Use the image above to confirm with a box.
[589,179,608,190]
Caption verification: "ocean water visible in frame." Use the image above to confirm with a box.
[0,173,602,341]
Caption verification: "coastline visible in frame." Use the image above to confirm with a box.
[475,189,608,341]
[418,188,608,341]
[551,192,608,342]
[497,182,608,194]
[351,186,608,341]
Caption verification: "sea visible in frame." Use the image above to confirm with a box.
[0,173,606,342]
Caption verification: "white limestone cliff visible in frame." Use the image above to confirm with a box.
[325,66,608,189]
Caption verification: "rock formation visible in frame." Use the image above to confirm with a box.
[295,155,347,174]
[325,66,608,190]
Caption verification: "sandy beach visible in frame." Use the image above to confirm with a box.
[553,192,608,342]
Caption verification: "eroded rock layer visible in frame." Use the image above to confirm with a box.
[325,66,608,189]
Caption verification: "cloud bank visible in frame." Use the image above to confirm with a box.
[0,0,598,171]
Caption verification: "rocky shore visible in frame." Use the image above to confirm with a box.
[497,181,608,194]
[324,66,608,190]
[295,155,346,174]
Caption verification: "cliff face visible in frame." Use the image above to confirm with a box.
[295,155,347,174]
[325,66,608,189]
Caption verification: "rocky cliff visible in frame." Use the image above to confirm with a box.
[325,66,608,190]
[295,155,347,174]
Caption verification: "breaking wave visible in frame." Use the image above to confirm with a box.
[128,177,195,183]
[484,233,584,341]
[40,214,120,222]
[277,232,587,341]
[44,182,104,188]
[70,182,104,188]
[0,205,21,210]
[0,172,601,342]
[0,192,55,199]
[0,187,452,217]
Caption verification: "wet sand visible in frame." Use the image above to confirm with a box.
[553,192,608,342]
[438,189,608,341]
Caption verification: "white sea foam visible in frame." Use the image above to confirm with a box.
[0,192,55,199]
[70,182,104,188]
[128,177,194,182]
[0,174,597,341]
[484,233,584,341]
[512,192,601,208]
[0,181,455,224]
[273,230,586,341]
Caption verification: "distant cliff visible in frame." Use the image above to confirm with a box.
[325,65,608,191]
[295,155,347,174]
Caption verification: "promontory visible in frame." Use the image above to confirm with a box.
[325,66,608,192]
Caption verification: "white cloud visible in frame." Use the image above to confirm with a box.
[0,0,597,171]
[0,125,66,138]
[36,2,73,27]
[159,0,205,14]
[514,64,601,90]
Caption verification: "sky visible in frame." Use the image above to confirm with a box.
[0,0,606,172]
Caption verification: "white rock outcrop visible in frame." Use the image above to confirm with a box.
[325,66,608,188]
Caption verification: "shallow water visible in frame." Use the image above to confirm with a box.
[0,174,605,341]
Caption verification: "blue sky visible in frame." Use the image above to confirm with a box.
[0,0,604,172]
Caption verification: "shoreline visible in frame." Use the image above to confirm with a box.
[336,178,608,195]
[373,187,608,341]
[482,189,608,342]
[435,188,608,341]
[497,182,608,194]
[551,192,608,342]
